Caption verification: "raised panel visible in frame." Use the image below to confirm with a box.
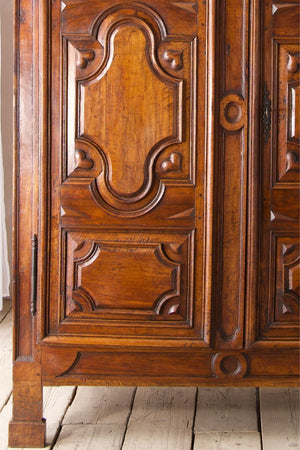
[275,239,300,322]
[50,230,199,340]
[274,41,300,184]
[259,234,300,339]
[67,238,183,318]
[80,24,180,196]
[63,3,196,219]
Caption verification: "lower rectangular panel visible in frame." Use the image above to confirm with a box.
[47,229,206,341]
[41,346,300,387]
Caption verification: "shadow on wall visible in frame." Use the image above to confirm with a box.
[1,0,13,296]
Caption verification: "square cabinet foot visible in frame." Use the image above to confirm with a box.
[8,419,46,448]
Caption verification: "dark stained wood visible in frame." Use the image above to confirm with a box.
[10,0,300,447]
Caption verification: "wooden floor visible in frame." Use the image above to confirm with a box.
[0,299,299,450]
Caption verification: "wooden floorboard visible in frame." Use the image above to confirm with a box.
[54,386,136,449]
[54,423,127,450]
[0,310,12,413]
[194,387,258,432]
[193,432,261,449]
[122,387,196,450]
[260,388,300,450]
[62,386,136,425]
[0,299,12,324]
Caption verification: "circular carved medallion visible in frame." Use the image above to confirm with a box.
[212,352,248,378]
[220,95,246,131]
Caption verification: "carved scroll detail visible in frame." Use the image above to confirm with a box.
[75,149,93,170]
[76,49,95,69]
[161,152,182,172]
[162,50,184,70]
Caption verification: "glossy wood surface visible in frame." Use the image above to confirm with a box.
[10,0,300,447]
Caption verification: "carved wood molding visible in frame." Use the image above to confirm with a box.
[63,3,197,217]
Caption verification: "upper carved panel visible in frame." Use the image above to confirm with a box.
[80,23,179,197]
[62,3,196,217]
[273,41,300,185]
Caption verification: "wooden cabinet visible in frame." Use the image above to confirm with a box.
[9,0,299,447]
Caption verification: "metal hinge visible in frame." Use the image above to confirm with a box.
[262,82,271,144]
[30,235,38,316]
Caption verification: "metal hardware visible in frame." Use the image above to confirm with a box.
[262,82,271,144]
[30,235,38,316]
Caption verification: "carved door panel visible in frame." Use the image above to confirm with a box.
[258,1,300,340]
[44,0,205,344]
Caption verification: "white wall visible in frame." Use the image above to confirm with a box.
[1,0,13,295]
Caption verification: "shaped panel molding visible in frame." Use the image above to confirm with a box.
[275,240,300,321]
[63,4,197,217]
[274,41,300,184]
[64,231,193,324]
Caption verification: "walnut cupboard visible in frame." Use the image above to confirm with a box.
[9,0,300,447]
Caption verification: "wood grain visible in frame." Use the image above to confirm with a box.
[194,388,258,433]
[122,387,196,450]
[10,0,300,446]
[260,388,300,450]
[63,386,136,425]
[193,432,261,450]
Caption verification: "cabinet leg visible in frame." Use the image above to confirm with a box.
[8,362,46,448]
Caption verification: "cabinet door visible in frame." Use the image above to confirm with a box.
[257,1,300,340]
[41,0,207,345]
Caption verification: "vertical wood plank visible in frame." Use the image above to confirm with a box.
[122,387,196,450]
[260,388,300,449]
[194,388,258,432]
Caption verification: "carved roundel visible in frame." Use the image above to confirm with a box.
[220,95,246,131]
[212,352,248,378]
